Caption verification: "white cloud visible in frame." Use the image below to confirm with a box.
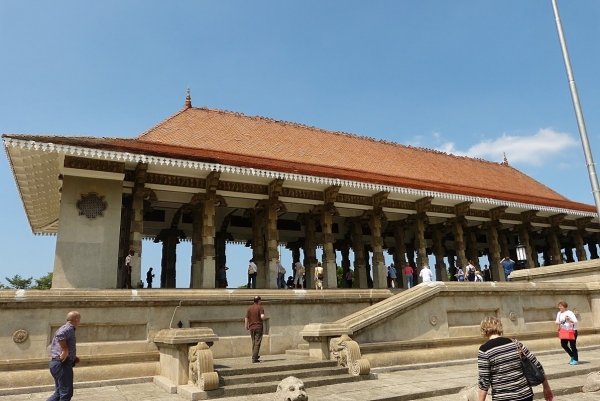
[436,128,579,166]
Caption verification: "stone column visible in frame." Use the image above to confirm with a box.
[564,245,574,263]
[129,163,148,287]
[547,228,563,265]
[190,198,217,289]
[588,239,599,259]
[542,248,551,266]
[350,220,367,289]
[369,212,387,288]
[466,229,480,268]
[431,224,447,281]
[499,231,509,260]
[575,234,587,262]
[262,203,280,289]
[447,251,456,280]
[451,218,468,270]
[214,232,227,282]
[413,215,428,269]
[321,208,338,289]
[393,222,408,288]
[303,216,318,289]
[337,241,351,288]
[118,196,132,288]
[486,222,505,281]
[252,211,266,285]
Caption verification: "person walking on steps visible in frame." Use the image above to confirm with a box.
[556,301,579,365]
[245,296,265,363]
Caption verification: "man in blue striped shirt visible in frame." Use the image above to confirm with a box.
[47,311,81,401]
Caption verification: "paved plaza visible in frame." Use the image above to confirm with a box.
[2,346,600,401]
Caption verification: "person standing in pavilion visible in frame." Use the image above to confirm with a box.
[500,256,515,281]
[247,259,257,289]
[403,264,414,288]
[389,263,398,288]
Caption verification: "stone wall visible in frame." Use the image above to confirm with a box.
[300,281,600,367]
[0,288,389,389]
[509,258,600,283]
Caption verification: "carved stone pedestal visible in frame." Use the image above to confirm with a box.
[153,328,221,400]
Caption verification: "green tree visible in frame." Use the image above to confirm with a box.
[0,283,6,290]
[5,274,33,289]
[34,272,53,290]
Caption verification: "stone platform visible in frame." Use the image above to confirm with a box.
[2,345,600,401]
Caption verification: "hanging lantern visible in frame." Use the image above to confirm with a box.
[515,243,527,263]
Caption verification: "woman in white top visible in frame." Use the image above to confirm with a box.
[294,261,305,289]
[314,262,324,290]
[555,301,578,365]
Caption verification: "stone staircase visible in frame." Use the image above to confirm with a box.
[284,342,309,357]
[210,356,376,398]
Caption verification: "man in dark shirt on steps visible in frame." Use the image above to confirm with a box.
[245,296,266,363]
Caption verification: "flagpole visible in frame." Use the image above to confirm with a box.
[551,0,600,219]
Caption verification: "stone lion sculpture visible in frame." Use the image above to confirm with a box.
[582,372,600,393]
[457,384,491,401]
[273,376,308,401]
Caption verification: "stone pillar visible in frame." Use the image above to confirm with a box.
[573,232,587,262]
[393,222,408,288]
[588,239,599,259]
[303,216,318,289]
[214,233,227,277]
[451,218,468,270]
[542,248,551,266]
[364,245,373,288]
[338,241,351,288]
[262,203,279,289]
[369,212,387,289]
[321,208,338,289]
[252,211,266,284]
[350,220,367,289]
[117,196,132,288]
[564,245,574,263]
[129,163,148,287]
[518,225,536,270]
[431,224,447,282]
[413,215,428,269]
[466,229,480,268]
[288,242,301,279]
[547,228,563,265]
[190,197,216,289]
[486,223,505,282]
[447,251,456,280]
[499,231,509,260]
[159,232,179,288]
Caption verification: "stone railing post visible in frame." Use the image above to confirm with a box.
[153,328,219,397]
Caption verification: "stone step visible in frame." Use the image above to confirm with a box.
[214,358,338,376]
[216,372,376,398]
[219,365,349,386]
[284,348,310,357]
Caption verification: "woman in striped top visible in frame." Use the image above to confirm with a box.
[477,317,554,401]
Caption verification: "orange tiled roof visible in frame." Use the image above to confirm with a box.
[3,106,595,213]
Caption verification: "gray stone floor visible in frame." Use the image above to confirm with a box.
[2,347,600,401]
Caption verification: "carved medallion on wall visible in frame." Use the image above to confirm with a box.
[13,329,28,343]
[429,315,438,326]
[509,311,517,321]
[573,308,580,318]
[76,192,107,219]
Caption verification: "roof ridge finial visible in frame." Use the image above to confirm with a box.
[502,152,508,165]
[185,86,192,109]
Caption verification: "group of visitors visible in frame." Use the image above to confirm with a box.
[477,300,579,401]
[397,263,433,289]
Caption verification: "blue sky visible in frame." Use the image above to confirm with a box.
[1,1,599,288]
